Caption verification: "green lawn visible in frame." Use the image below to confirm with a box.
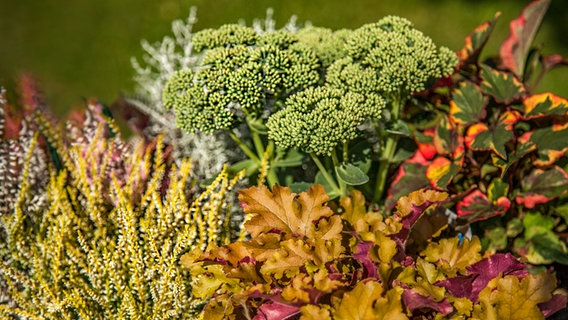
[0,0,566,114]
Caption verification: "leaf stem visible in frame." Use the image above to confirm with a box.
[227,130,260,163]
[310,153,340,195]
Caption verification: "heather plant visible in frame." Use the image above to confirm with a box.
[0,83,245,319]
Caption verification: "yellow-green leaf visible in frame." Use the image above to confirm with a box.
[421,236,482,277]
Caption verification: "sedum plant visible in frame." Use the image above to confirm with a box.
[0,81,245,319]
[162,14,457,201]
[182,185,567,319]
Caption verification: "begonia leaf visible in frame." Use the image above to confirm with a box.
[449,81,487,126]
[421,237,482,277]
[456,190,511,223]
[516,166,568,208]
[458,12,500,67]
[500,0,551,77]
[332,281,407,320]
[480,65,525,104]
[239,184,333,238]
[521,93,568,119]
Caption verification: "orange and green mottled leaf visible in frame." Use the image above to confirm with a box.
[480,65,526,104]
[426,156,459,188]
[433,114,460,155]
[332,281,407,320]
[500,0,552,77]
[239,184,333,238]
[458,12,501,67]
[456,190,511,223]
[449,82,488,126]
[465,111,517,159]
[522,93,568,119]
[421,237,483,277]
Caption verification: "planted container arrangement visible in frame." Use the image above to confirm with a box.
[0,0,567,319]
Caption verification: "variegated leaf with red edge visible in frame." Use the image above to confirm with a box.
[516,166,568,208]
[518,122,568,166]
[456,190,511,223]
[465,110,519,159]
[480,65,526,104]
[449,81,487,126]
[458,12,501,68]
[521,93,568,119]
[386,160,430,211]
[500,0,552,77]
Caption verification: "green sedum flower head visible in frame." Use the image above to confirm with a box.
[331,16,458,97]
[163,25,321,134]
[267,86,384,156]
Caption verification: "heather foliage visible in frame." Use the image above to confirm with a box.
[0,82,244,318]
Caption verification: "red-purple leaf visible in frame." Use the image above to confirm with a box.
[402,289,453,315]
[352,241,379,279]
[254,301,300,320]
[539,294,568,318]
[500,0,552,77]
[437,253,527,302]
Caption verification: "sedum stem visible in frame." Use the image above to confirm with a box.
[310,153,341,196]
[227,130,261,163]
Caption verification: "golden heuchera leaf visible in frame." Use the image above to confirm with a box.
[300,304,332,320]
[339,189,368,227]
[421,236,482,277]
[332,281,408,320]
[260,238,312,279]
[475,273,557,320]
[239,184,334,239]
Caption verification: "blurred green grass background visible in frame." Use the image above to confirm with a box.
[0,0,566,114]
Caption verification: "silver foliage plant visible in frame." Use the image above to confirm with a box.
[130,8,303,180]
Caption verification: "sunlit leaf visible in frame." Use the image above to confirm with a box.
[458,12,500,67]
[332,281,407,320]
[239,184,334,238]
[515,166,568,208]
[300,304,332,320]
[449,81,487,126]
[480,65,525,104]
[465,111,519,159]
[522,93,568,119]
[500,0,552,77]
[421,237,482,277]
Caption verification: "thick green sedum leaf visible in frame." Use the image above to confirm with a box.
[336,163,369,186]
